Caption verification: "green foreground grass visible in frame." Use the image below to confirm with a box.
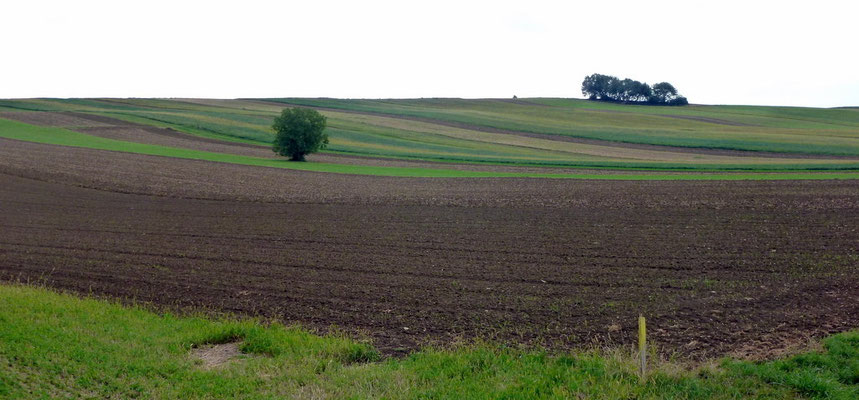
[1,284,857,399]
[1,118,857,180]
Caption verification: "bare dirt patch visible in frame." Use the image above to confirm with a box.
[192,342,245,369]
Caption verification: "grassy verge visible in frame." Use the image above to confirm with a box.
[1,284,857,399]
[1,118,857,180]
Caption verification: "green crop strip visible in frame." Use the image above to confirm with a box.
[1,118,857,180]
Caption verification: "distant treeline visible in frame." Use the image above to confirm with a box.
[582,73,688,106]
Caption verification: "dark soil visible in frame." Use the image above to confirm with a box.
[1,138,857,359]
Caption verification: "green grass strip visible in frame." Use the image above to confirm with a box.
[1,118,857,180]
[2,284,858,399]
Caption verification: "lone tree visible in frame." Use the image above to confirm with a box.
[272,107,328,161]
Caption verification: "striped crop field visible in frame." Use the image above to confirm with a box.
[0,97,857,176]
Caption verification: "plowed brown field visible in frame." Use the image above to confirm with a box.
[1,136,857,359]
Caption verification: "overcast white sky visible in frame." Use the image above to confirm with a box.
[1,0,857,107]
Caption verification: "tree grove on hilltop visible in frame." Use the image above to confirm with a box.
[582,73,688,106]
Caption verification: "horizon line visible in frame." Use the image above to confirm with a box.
[1,96,857,110]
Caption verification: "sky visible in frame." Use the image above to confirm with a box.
[1,0,857,107]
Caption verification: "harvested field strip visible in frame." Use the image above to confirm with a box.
[2,174,857,358]
[1,118,857,177]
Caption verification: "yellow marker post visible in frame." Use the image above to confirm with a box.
[638,315,647,382]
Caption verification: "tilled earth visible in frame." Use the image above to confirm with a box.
[0,134,857,359]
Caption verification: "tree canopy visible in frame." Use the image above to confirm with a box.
[582,73,688,106]
[272,107,329,161]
